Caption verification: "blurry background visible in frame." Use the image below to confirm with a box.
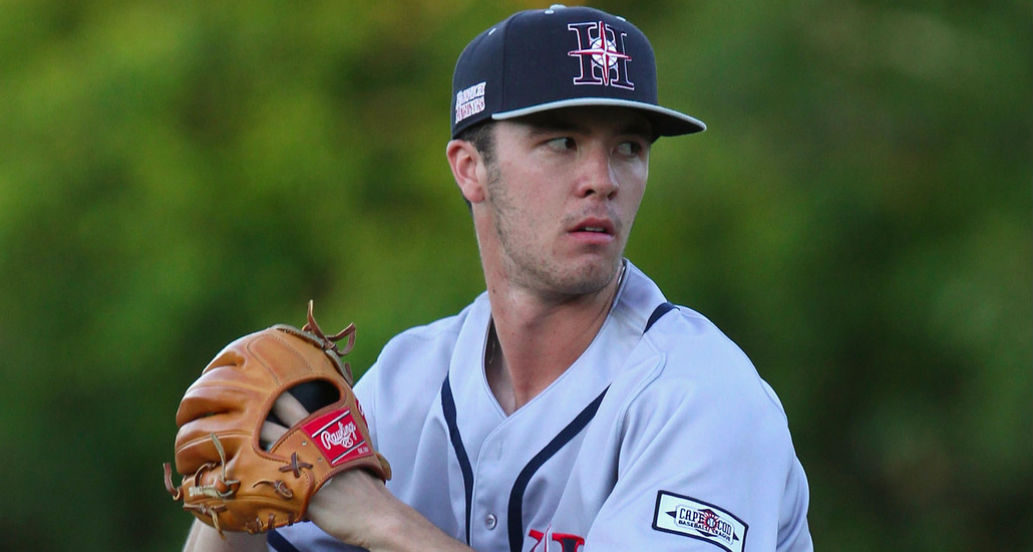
[0,0,1028,550]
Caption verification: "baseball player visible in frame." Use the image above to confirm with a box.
[182,5,812,551]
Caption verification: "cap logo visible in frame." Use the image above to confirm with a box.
[567,21,635,90]
[455,81,487,125]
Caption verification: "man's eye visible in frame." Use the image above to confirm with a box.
[547,137,575,151]
[616,141,642,156]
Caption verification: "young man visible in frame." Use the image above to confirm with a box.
[184,5,812,551]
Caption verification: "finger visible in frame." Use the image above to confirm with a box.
[260,420,289,450]
[271,391,310,426]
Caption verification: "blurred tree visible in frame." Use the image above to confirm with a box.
[0,1,1027,550]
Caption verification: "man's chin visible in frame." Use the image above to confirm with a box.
[547,260,623,298]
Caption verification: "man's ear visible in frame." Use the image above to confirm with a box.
[446,139,486,204]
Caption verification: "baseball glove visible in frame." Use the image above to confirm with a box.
[163,301,391,535]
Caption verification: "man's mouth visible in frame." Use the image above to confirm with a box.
[568,217,617,245]
[570,217,615,235]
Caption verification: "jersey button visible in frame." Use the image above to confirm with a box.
[485,513,497,530]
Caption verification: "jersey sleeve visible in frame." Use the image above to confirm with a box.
[583,356,812,552]
[353,361,379,450]
[266,525,368,552]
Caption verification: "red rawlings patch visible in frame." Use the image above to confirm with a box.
[302,408,371,466]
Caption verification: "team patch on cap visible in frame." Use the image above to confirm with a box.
[652,491,748,552]
[455,81,487,125]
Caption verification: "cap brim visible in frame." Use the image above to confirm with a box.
[492,98,705,136]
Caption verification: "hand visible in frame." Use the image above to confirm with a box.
[261,395,474,552]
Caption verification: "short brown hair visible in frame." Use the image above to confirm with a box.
[456,121,495,167]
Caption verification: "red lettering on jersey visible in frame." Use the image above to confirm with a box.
[528,528,586,552]
[552,532,585,552]
[528,529,546,552]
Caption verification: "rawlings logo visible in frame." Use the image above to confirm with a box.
[652,491,748,552]
[567,20,634,89]
[302,408,372,466]
[320,420,358,450]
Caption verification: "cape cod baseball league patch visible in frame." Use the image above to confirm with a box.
[652,491,748,552]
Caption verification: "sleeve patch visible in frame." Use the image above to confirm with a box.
[651,491,748,552]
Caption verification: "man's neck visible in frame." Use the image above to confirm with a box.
[485,262,626,415]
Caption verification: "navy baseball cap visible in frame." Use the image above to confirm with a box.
[450,4,705,139]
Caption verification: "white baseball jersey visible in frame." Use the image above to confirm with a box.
[271,261,812,552]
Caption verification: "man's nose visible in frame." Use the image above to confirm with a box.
[576,145,618,200]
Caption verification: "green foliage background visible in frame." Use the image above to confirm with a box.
[0,1,1028,550]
